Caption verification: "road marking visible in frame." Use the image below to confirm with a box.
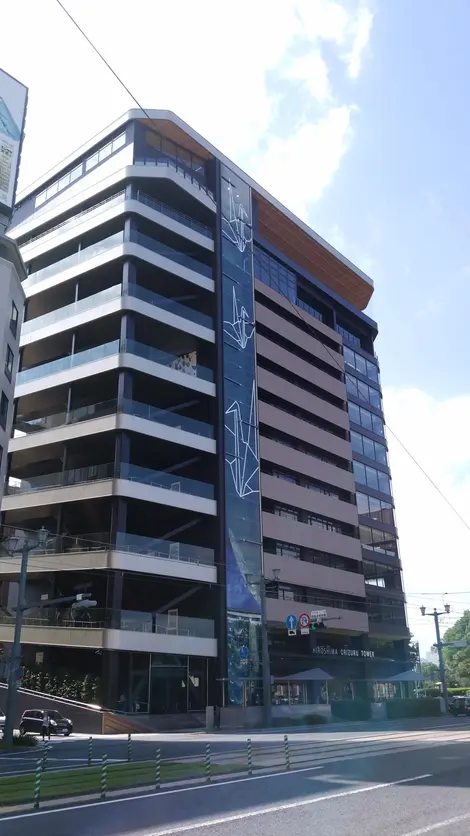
[399,813,470,834]
[140,774,433,835]
[0,764,324,821]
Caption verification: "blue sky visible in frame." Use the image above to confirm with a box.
[4,0,470,652]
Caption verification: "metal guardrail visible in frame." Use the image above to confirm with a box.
[0,734,328,811]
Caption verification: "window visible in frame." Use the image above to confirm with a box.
[348,401,384,436]
[336,323,361,347]
[306,513,341,533]
[86,152,99,171]
[343,346,379,383]
[10,301,19,338]
[350,430,388,465]
[0,392,8,430]
[254,247,297,303]
[353,461,391,495]
[356,492,395,525]
[296,297,323,322]
[274,505,299,521]
[273,470,297,484]
[346,374,381,409]
[4,345,14,382]
[360,526,398,557]
[275,541,300,559]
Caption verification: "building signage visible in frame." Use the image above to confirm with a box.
[0,68,28,217]
[312,646,375,658]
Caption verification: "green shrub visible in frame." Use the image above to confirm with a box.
[385,698,441,720]
[305,713,328,725]
[330,700,372,721]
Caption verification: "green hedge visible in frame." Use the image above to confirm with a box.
[1,666,101,705]
[385,698,441,719]
[331,700,372,721]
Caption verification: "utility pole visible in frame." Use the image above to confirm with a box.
[2,527,49,746]
[420,604,450,710]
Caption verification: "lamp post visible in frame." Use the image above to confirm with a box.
[420,604,450,710]
[2,526,49,745]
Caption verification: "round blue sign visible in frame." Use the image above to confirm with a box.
[239,646,249,659]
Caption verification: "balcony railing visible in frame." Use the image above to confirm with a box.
[134,156,215,201]
[130,230,212,279]
[17,340,213,386]
[14,398,214,440]
[22,284,122,335]
[0,608,214,639]
[123,339,214,382]
[22,192,126,249]
[120,463,214,500]
[7,463,114,495]
[136,190,213,239]
[115,533,214,565]
[23,232,124,289]
[22,282,213,336]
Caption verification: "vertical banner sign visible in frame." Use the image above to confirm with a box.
[0,68,28,217]
[220,165,263,705]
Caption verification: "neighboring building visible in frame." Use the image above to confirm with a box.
[1,111,409,715]
[0,236,24,509]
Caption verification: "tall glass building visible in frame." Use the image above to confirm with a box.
[1,111,409,720]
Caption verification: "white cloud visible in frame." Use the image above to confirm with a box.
[2,0,373,221]
[345,5,374,78]
[383,387,470,651]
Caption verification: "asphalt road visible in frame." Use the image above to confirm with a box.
[0,715,469,777]
[2,717,470,835]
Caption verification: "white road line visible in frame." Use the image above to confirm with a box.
[140,774,433,835]
[399,813,470,835]
[0,764,324,821]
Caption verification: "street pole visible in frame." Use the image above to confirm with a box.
[259,575,272,728]
[434,610,449,710]
[420,604,450,711]
[3,543,29,746]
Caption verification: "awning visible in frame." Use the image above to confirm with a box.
[385,670,424,683]
[277,668,334,682]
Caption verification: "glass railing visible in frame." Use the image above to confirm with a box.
[17,340,120,385]
[23,232,124,289]
[6,462,114,496]
[130,230,212,279]
[136,191,212,239]
[120,610,215,638]
[0,608,214,639]
[22,193,126,250]
[120,463,214,500]
[115,532,214,565]
[123,339,214,383]
[134,156,215,201]
[22,284,122,335]
[123,399,214,438]
[14,398,214,440]
[127,283,213,330]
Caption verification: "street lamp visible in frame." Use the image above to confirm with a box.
[1,526,49,745]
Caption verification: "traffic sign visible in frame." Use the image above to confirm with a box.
[300,627,310,635]
[299,613,311,629]
[239,646,249,659]
[311,609,327,620]
[288,629,297,637]
[285,614,298,630]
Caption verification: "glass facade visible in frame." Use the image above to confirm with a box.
[220,165,263,705]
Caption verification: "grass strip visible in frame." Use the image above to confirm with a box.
[0,760,245,807]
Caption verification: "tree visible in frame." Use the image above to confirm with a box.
[442,610,470,685]
[420,661,439,682]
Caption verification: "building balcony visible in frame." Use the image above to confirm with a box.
[263,551,366,598]
[20,282,214,347]
[265,596,369,634]
[262,511,362,562]
[15,339,215,399]
[0,533,216,583]
[0,608,217,657]
[12,398,215,455]
[23,228,214,298]
[3,462,216,515]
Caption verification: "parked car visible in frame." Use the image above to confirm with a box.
[448,696,470,717]
[19,709,73,736]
